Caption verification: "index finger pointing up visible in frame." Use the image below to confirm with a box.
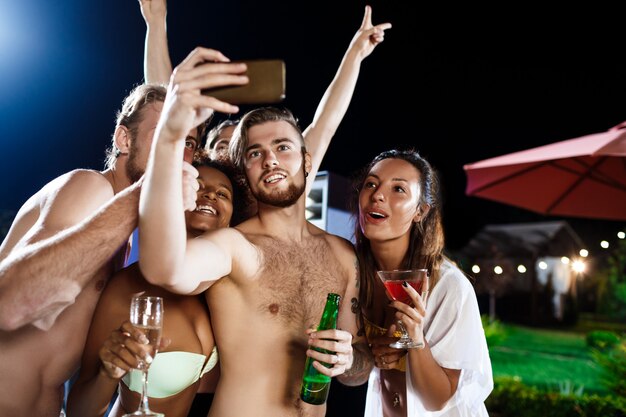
[360,5,373,30]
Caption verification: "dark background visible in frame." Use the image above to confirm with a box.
[1,1,625,251]
[1,2,625,416]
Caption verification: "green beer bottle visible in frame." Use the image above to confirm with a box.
[300,292,341,405]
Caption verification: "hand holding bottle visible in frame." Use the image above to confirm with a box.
[300,293,343,405]
[306,328,354,376]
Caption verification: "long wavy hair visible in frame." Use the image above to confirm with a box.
[351,149,445,312]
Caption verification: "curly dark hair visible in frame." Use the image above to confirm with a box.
[192,151,256,226]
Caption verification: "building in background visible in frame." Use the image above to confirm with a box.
[459,221,587,325]
[306,171,354,243]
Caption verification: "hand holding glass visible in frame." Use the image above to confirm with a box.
[377,269,428,349]
[123,296,164,417]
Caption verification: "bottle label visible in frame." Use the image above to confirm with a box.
[302,383,329,393]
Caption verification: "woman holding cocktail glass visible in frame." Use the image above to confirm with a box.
[348,149,493,416]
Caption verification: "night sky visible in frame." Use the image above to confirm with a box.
[1,1,625,251]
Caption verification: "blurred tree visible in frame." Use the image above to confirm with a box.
[597,239,626,320]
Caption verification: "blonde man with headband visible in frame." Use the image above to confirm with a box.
[0,83,195,417]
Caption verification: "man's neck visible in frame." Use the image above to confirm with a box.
[101,166,132,194]
[255,198,310,240]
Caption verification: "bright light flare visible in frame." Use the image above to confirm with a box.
[572,260,586,273]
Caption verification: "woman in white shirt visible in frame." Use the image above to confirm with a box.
[348,149,493,417]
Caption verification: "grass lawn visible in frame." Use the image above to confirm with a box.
[489,324,608,394]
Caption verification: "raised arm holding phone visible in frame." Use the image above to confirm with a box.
[132,3,391,416]
[138,44,364,415]
[140,0,391,188]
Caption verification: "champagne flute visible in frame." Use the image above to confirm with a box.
[123,295,164,417]
[377,269,428,349]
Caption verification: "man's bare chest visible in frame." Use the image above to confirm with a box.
[252,238,347,327]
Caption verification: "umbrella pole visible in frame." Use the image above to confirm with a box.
[489,289,496,322]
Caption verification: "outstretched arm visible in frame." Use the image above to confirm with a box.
[139,0,172,84]
[304,5,391,194]
[139,47,247,293]
[0,172,140,331]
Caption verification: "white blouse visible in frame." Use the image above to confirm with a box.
[364,259,493,416]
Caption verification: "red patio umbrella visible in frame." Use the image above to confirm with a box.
[464,122,626,221]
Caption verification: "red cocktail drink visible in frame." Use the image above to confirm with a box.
[377,269,429,349]
[383,280,425,305]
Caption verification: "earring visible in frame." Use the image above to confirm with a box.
[305,171,309,178]
[414,207,421,222]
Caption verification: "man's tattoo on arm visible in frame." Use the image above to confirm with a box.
[351,297,359,314]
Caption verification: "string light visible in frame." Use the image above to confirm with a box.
[472,265,480,274]
[572,260,586,273]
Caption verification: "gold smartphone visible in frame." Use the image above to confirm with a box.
[201,59,286,105]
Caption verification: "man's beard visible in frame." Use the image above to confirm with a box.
[252,177,305,208]
[125,145,144,184]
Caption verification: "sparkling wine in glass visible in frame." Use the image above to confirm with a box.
[377,269,428,349]
[123,295,164,417]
